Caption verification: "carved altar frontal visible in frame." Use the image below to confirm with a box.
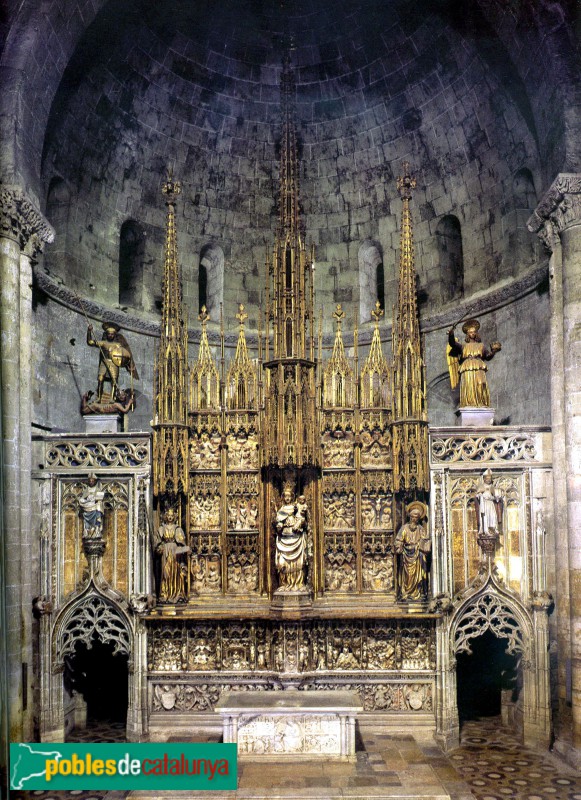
[216,690,362,760]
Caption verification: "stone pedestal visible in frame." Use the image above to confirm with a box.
[83,414,122,433]
[216,688,362,760]
[271,587,312,617]
[458,407,495,426]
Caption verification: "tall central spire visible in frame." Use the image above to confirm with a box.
[278,56,302,245]
[391,162,429,496]
[152,174,189,499]
[263,57,318,470]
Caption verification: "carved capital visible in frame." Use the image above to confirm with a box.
[528,173,581,251]
[0,186,54,253]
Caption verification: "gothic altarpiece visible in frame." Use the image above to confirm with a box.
[32,63,552,750]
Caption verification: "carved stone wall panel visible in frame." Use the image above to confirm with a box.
[431,433,538,464]
[227,431,259,469]
[360,426,392,467]
[189,431,221,470]
[227,533,259,593]
[236,714,341,756]
[362,534,393,593]
[324,533,356,592]
[145,619,436,677]
[322,428,354,468]
[323,491,356,530]
[45,438,150,470]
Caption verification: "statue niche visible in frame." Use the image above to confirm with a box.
[274,487,311,592]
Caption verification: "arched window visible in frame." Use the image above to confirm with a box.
[435,215,463,302]
[119,220,145,307]
[513,168,536,211]
[359,240,384,323]
[46,176,70,229]
[199,244,224,320]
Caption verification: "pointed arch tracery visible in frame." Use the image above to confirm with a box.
[55,593,131,665]
[453,592,525,656]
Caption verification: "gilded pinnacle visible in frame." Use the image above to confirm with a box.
[236,303,248,327]
[162,172,182,202]
[199,305,209,325]
[371,300,384,324]
[396,161,417,200]
[333,304,345,328]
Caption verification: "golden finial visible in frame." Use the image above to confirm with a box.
[396,161,417,200]
[333,304,345,328]
[162,170,182,201]
[198,305,209,325]
[371,300,384,324]
[236,303,248,327]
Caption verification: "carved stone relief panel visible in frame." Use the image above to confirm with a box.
[189,429,221,470]
[191,537,222,594]
[236,714,341,756]
[324,533,356,592]
[227,429,259,469]
[227,473,259,531]
[301,682,433,712]
[227,533,259,593]
[322,428,354,468]
[148,623,185,671]
[146,619,436,677]
[360,425,391,467]
[362,534,393,592]
[186,624,219,671]
[323,492,356,530]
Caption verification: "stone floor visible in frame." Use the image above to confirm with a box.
[11,717,581,800]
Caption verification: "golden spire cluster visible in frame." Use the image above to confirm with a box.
[391,162,429,495]
[360,301,391,408]
[152,174,190,498]
[323,305,355,408]
[190,306,220,410]
[226,304,257,409]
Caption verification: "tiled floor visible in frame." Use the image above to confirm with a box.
[11,716,581,800]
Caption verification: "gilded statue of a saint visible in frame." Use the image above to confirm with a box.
[275,487,310,590]
[394,501,431,601]
[86,321,139,404]
[447,318,501,408]
[154,507,190,603]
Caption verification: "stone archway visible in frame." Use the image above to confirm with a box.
[43,592,142,742]
[436,586,551,750]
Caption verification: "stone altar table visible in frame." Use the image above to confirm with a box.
[215,688,362,760]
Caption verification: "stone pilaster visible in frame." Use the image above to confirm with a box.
[528,175,581,762]
[0,186,53,749]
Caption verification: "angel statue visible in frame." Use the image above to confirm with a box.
[447,318,501,408]
[86,321,139,407]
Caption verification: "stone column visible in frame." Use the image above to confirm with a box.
[0,187,53,750]
[529,176,581,763]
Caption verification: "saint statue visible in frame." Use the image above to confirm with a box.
[447,318,501,408]
[86,321,139,405]
[394,501,431,601]
[154,507,190,603]
[474,469,503,535]
[78,475,105,539]
[275,486,310,590]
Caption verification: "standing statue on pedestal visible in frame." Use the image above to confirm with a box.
[474,469,503,536]
[85,321,139,406]
[447,318,501,408]
[275,487,310,590]
[154,507,190,603]
[78,475,105,539]
[395,501,431,601]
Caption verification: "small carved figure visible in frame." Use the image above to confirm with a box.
[394,501,431,601]
[78,475,105,539]
[275,486,310,590]
[154,507,190,604]
[474,469,503,535]
[447,318,501,408]
[81,388,135,416]
[86,321,139,403]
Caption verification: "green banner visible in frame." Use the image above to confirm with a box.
[10,742,237,791]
